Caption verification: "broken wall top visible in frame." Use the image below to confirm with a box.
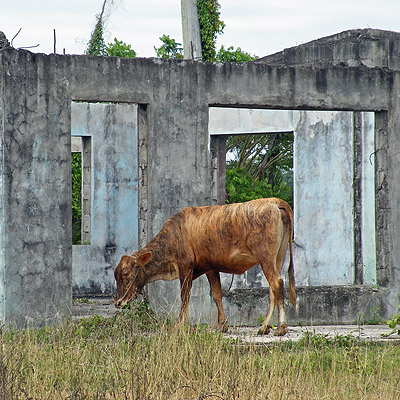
[256,28,400,70]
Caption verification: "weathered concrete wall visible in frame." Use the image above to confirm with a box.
[0,29,399,327]
[257,29,400,70]
[0,52,72,327]
[223,285,387,326]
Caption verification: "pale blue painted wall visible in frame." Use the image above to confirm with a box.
[361,113,376,284]
[293,110,355,286]
[71,102,139,295]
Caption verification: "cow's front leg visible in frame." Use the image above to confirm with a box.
[177,268,194,327]
[206,270,228,333]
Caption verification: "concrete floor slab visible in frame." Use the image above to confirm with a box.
[72,297,400,343]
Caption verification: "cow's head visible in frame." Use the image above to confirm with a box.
[114,252,152,308]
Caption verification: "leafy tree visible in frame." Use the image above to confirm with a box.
[106,38,136,58]
[226,167,273,204]
[226,133,293,206]
[86,19,106,55]
[226,167,292,206]
[154,34,184,59]
[227,133,293,185]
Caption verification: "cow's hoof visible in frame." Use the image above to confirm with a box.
[217,323,228,333]
[274,324,288,336]
[257,325,271,335]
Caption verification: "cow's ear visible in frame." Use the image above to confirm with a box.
[137,251,152,266]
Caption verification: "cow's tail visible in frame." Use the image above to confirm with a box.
[288,224,296,309]
[278,199,296,309]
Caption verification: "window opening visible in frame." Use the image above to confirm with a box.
[71,137,82,244]
[71,136,91,245]
[224,133,293,207]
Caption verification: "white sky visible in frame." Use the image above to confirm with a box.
[1,0,400,58]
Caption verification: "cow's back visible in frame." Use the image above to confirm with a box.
[179,198,290,274]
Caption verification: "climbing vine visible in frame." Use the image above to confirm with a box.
[85,0,107,55]
[196,0,225,62]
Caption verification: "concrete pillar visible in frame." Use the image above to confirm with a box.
[181,0,202,59]
[0,50,72,328]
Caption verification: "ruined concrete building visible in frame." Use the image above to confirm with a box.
[1,29,399,328]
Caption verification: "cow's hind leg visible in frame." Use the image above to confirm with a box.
[271,276,288,336]
[206,270,228,333]
[260,265,288,336]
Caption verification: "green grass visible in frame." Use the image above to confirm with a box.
[1,305,400,399]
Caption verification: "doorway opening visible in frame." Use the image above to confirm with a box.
[70,100,140,295]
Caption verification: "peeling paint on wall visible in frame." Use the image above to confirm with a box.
[71,102,139,295]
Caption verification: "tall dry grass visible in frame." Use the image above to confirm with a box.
[1,303,400,399]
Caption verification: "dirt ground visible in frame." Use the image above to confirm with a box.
[72,296,400,344]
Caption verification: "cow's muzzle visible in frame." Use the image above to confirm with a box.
[115,286,144,309]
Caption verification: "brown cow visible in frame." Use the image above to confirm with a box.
[114,197,295,336]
